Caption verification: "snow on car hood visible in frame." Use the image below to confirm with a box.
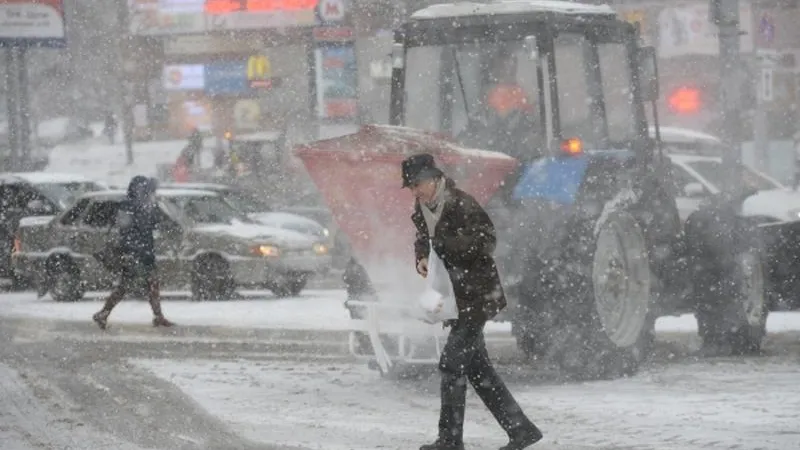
[18,215,56,228]
[742,189,800,222]
[193,222,318,249]
[247,212,325,235]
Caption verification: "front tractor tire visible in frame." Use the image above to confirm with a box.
[515,209,655,380]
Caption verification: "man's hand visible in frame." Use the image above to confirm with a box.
[417,258,429,278]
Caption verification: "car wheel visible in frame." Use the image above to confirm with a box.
[49,257,84,303]
[191,255,235,301]
[686,197,769,356]
[695,250,768,355]
[268,272,310,298]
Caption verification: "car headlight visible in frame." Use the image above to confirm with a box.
[313,242,329,255]
[252,244,281,257]
[322,227,330,237]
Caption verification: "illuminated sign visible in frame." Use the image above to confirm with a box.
[205,0,319,14]
[246,55,271,82]
[667,86,702,115]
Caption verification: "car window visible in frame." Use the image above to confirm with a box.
[34,181,106,209]
[164,195,253,225]
[60,198,92,225]
[686,160,781,192]
[81,200,121,228]
[224,190,272,214]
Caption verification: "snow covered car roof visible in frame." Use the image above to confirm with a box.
[650,126,723,146]
[0,172,95,185]
[79,188,221,200]
[410,1,615,20]
[158,182,232,192]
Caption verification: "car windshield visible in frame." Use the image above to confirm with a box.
[163,195,254,225]
[687,160,782,192]
[221,190,273,214]
[35,181,106,208]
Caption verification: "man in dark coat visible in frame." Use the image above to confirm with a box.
[403,154,542,450]
[92,176,173,330]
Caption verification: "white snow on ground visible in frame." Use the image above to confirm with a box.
[132,357,800,450]
[3,289,800,335]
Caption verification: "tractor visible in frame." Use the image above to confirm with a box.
[297,1,769,380]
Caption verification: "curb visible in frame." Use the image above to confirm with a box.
[2,315,513,344]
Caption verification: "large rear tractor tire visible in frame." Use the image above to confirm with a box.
[515,210,656,380]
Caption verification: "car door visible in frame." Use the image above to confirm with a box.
[153,204,186,286]
[74,199,122,280]
[671,162,707,222]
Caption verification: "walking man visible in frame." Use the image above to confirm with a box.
[402,154,542,450]
[92,176,173,330]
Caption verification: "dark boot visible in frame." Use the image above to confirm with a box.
[426,372,467,450]
[420,439,464,450]
[468,348,542,449]
[499,425,543,450]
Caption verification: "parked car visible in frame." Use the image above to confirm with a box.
[12,188,332,301]
[0,172,108,285]
[658,128,800,308]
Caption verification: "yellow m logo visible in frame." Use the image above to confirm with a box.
[247,55,271,81]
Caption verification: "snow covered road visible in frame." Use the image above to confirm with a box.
[133,353,800,450]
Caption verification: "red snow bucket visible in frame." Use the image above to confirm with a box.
[294,125,519,295]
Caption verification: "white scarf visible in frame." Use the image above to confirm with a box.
[420,178,447,237]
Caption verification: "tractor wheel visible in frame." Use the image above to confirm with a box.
[547,210,655,380]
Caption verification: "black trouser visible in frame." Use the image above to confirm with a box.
[438,319,534,444]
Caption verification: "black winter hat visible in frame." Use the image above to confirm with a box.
[401,153,443,188]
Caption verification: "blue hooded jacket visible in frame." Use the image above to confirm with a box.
[115,176,159,263]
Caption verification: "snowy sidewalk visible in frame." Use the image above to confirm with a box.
[3,289,800,340]
[132,357,800,450]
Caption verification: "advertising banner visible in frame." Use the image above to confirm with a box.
[204,55,276,96]
[129,0,320,35]
[163,64,205,91]
[0,0,66,47]
[657,2,753,58]
[315,43,358,119]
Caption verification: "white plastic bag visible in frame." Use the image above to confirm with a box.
[418,244,459,323]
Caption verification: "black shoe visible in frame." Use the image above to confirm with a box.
[500,426,543,450]
[420,439,464,450]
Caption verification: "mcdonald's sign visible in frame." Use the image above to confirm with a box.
[246,55,271,81]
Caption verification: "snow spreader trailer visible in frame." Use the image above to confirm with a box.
[296,0,769,380]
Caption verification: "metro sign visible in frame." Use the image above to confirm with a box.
[319,0,344,22]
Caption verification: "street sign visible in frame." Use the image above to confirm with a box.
[0,0,66,47]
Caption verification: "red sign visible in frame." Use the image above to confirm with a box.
[0,0,66,46]
[668,86,702,115]
[205,0,318,14]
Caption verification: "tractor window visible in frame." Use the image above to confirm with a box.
[597,41,636,142]
[554,32,638,147]
[405,41,543,161]
[554,33,597,144]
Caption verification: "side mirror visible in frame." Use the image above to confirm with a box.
[683,182,706,198]
[636,46,659,102]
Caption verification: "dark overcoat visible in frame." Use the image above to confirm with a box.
[412,178,506,323]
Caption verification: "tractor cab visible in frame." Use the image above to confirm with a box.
[391,1,659,170]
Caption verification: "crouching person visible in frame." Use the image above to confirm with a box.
[93,176,173,330]
[402,154,542,450]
